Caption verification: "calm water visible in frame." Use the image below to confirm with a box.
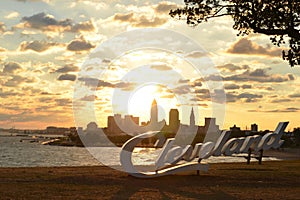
[0,132,162,167]
[0,132,280,168]
[0,133,100,167]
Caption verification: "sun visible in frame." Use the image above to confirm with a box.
[128,84,178,123]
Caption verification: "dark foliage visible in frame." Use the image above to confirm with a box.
[293,127,300,146]
[170,0,300,66]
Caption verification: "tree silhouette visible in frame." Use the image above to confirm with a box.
[170,0,300,67]
[293,127,300,146]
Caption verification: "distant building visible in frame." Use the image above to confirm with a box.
[107,116,118,134]
[70,127,77,133]
[107,114,140,135]
[251,123,258,132]
[87,122,98,132]
[190,107,195,127]
[230,124,241,132]
[204,118,219,131]
[104,100,222,144]
[141,121,149,126]
[125,115,139,126]
[150,99,158,123]
[132,116,139,126]
[46,126,57,134]
[201,118,220,142]
[169,109,180,133]
[77,127,83,134]
[46,126,69,135]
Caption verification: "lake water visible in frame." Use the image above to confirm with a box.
[0,131,280,168]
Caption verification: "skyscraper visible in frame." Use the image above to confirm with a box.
[169,109,180,132]
[251,123,258,132]
[150,99,158,123]
[190,107,195,127]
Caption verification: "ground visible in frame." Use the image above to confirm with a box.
[0,159,300,200]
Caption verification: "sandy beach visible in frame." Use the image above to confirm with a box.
[0,149,300,200]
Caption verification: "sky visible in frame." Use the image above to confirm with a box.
[0,0,299,131]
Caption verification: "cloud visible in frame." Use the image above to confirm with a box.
[0,22,6,33]
[55,98,72,107]
[224,68,295,83]
[57,74,77,81]
[55,65,79,73]
[38,97,53,103]
[19,40,62,52]
[172,84,192,95]
[22,12,71,31]
[114,82,136,91]
[237,93,263,99]
[195,89,209,94]
[225,84,240,90]
[204,74,223,81]
[70,20,95,32]
[205,91,264,103]
[78,77,135,91]
[178,79,189,84]
[67,38,95,52]
[192,78,203,87]
[80,95,97,101]
[135,15,167,27]
[0,90,19,98]
[185,51,209,58]
[0,113,13,121]
[227,38,282,57]
[212,89,226,104]
[96,79,114,88]
[249,107,300,113]
[217,63,250,72]
[225,92,263,103]
[241,84,252,89]
[40,91,60,96]
[287,74,295,81]
[161,94,175,99]
[288,93,300,98]
[270,99,292,103]
[154,1,178,14]
[113,12,167,27]
[0,47,7,52]
[78,77,100,87]
[21,86,43,95]
[4,75,35,87]
[114,13,134,22]
[150,64,172,71]
[225,93,237,103]
[21,12,95,33]
[191,89,210,102]
[280,108,300,112]
[265,87,274,91]
[5,11,19,19]
[15,0,50,2]
[2,62,22,73]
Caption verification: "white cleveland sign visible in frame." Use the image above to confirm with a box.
[120,122,289,178]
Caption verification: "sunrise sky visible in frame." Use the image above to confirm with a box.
[0,0,299,131]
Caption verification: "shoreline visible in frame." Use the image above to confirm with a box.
[263,147,300,160]
[0,160,299,199]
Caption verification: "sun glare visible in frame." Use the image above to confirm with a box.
[128,84,178,123]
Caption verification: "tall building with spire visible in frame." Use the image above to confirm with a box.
[150,99,158,123]
[190,107,195,127]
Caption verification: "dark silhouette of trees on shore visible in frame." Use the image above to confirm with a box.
[170,0,300,67]
[293,127,300,146]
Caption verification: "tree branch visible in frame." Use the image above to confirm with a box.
[207,13,232,19]
[254,28,300,40]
